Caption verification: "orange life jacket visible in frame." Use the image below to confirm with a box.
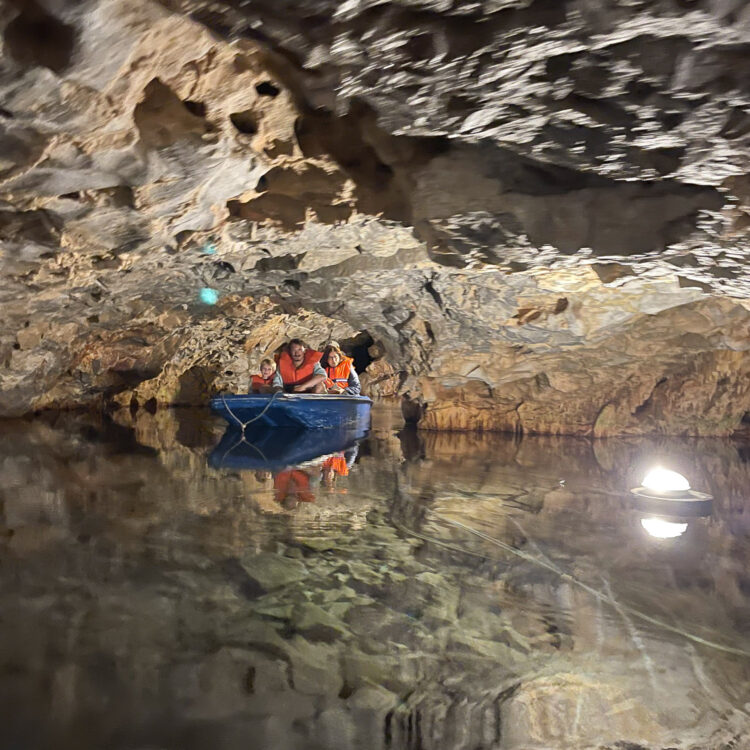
[250,374,274,392]
[324,356,353,390]
[274,469,315,503]
[322,454,349,477]
[277,349,322,387]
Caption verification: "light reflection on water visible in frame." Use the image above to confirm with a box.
[0,406,749,750]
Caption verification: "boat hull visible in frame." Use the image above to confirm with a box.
[210,393,372,430]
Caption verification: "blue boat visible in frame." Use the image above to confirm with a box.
[209,422,368,471]
[210,392,372,430]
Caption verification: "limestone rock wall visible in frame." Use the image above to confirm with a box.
[1,0,750,434]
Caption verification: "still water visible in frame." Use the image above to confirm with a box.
[1,405,749,750]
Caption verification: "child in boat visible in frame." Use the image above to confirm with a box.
[321,342,361,395]
[250,358,276,393]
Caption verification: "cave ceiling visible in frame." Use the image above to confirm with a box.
[0,0,749,434]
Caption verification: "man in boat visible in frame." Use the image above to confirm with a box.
[272,338,327,393]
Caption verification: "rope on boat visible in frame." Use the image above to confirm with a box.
[221,390,282,435]
[215,391,281,467]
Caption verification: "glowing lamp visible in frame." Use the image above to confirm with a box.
[641,468,691,495]
[630,465,712,522]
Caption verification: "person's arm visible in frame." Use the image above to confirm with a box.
[294,373,326,392]
[271,370,283,392]
[293,361,326,392]
[344,366,361,395]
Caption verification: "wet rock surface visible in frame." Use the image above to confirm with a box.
[0,407,749,749]
[1,0,750,433]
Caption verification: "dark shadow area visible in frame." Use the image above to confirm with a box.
[134,78,209,148]
[339,331,374,375]
[293,99,449,225]
[175,365,217,405]
[732,411,750,440]
[4,0,77,73]
[229,109,257,134]
[0,207,61,246]
[416,139,725,263]
[255,80,280,97]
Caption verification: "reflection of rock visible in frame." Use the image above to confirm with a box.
[341,649,421,696]
[287,637,343,696]
[240,553,309,591]
[501,673,663,748]
[1,411,750,748]
[292,602,349,642]
[170,647,264,720]
[347,685,399,750]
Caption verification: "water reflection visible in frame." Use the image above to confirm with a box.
[209,423,366,472]
[640,517,689,539]
[209,421,367,509]
[1,408,749,750]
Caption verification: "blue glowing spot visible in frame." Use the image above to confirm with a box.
[202,243,217,255]
[199,287,219,305]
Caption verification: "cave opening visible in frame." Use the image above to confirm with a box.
[183,100,207,118]
[230,110,258,134]
[4,2,76,73]
[339,331,375,375]
[255,81,280,98]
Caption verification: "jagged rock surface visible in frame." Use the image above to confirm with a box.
[1,0,750,434]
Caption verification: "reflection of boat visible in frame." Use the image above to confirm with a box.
[209,421,369,471]
[210,393,372,430]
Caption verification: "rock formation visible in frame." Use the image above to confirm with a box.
[1,0,750,434]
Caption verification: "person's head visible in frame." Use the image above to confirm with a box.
[260,358,276,380]
[288,338,306,365]
[322,342,344,368]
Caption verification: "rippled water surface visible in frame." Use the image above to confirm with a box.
[1,406,749,750]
